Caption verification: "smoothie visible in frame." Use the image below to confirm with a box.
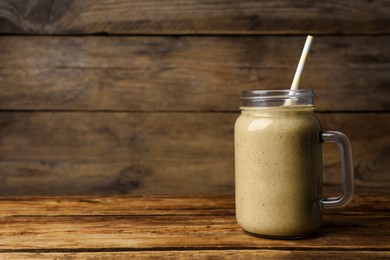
[234,105,323,237]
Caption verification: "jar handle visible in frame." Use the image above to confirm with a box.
[320,131,354,209]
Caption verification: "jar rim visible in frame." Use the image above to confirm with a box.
[241,89,313,100]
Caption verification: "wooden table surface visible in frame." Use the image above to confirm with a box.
[0,194,389,259]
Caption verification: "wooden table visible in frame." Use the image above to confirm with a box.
[1,194,389,259]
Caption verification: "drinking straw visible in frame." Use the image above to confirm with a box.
[290,35,314,90]
[284,35,313,106]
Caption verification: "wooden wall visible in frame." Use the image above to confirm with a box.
[0,0,389,195]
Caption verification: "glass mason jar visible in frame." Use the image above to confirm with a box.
[234,89,354,239]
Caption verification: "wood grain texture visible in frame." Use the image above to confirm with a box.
[0,216,388,248]
[0,2,389,199]
[0,195,388,253]
[0,194,386,217]
[2,251,390,259]
[0,112,388,195]
[1,36,389,112]
[0,0,390,34]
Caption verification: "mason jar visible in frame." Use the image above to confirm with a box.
[234,89,354,238]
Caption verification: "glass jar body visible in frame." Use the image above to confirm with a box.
[234,105,323,238]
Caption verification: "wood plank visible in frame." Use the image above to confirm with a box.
[0,112,388,195]
[1,36,389,112]
[320,113,390,194]
[0,195,236,217]
[0,196,388,251]
[0,0,389,34]
[1,251,390,259]
[0,194,387,217]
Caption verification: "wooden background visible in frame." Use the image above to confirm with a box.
[0,0,389,195]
